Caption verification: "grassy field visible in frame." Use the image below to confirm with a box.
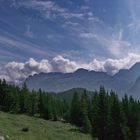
[0,112,92,140]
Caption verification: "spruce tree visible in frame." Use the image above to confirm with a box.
[80,91,91,133]
[38,89,44,117]
[70,92,81,126]
[108,93,124,140]
[92,86,108,140]
[128,96,139,140]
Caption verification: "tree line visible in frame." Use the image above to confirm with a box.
[0,79,140,140]
[0,79,68,121]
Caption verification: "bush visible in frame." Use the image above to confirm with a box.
[21,127,29,132]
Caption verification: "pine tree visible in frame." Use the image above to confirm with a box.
[0,79,7,111]
[28,92,36,116]
[127,96,139,140]
[83,115,92,133]
[108,93,124,140]
[10,87,20,113]
[92,86,108,140]
[38,89,44,117]
[121,94,131,140]
[70,92,82,126]
[19,83,28,113]
[80,91,91,133]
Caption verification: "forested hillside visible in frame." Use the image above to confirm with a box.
[0,79,140,139]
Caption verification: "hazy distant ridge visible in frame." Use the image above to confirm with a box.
[26,62,140,97]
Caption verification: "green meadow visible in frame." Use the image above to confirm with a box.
[0,111,92,140]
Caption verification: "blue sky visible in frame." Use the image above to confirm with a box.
[1,0,140,82]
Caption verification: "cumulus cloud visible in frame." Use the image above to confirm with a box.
[88,53,140,74]
[0,58,52,84]
[52,55,79,73]
[1,53,140,83]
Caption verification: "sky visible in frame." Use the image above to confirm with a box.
[1,0,140,83]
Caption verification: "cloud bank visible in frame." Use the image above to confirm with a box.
[1,53,140,84]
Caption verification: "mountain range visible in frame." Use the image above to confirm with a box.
[25,62,140,98]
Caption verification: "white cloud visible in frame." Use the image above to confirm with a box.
[65,21,79,26]
[52,55,78,73]
[80,32,97,39]
[80,30,131,58]
[88,53,140,75]
[15,0,95,21]
[0,35,47,56]
[16,0,66,19]
[1,58,52,84]
[1,53,140,83]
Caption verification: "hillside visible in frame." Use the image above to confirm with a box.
[57,88,94,102]
[128,76,140,98]
[0,111,92,140]
[25,69,112,92]
[25,62,140,97]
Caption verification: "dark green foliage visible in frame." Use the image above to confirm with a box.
[21,127,29,132]
[19,83,28,113]
[88,87,109,139]
[80,90,91,133]
[1,79,140,139]
[28,91,37,116]
[70,92,82,126]
[0,80,67,121]
[83,116,92,133]
[108,92,124,140]
[38,90,44,117]
[127,96,139,140]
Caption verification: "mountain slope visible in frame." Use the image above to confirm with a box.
[114,62,140,82]
[25,69,112,92]
[57,88,94,102]
[128,76,140,97]
[25,62,140,97]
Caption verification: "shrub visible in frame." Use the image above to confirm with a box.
[21,127,29,132]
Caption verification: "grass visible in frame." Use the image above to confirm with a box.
[0,112,92,140]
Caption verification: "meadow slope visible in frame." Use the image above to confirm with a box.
[0,112,92,140]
